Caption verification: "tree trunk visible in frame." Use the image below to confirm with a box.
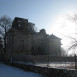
[4,27,6,55]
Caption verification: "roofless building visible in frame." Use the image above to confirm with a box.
[6,17,62,56]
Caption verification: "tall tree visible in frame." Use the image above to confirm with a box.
[66,14,77,54]
[0,15,12,54]
[0,37,3,53]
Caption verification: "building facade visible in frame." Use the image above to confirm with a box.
[6,17,62,56]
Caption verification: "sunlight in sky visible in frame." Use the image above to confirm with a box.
[49,11,77,55]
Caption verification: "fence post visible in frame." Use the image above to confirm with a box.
[33,55,35,65]
[75,54,76,69]
[47,55,49,67]
[10,56,12,63]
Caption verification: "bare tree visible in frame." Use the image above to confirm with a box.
[64,14,77,53]
[0,15,12,54]
[0,37,3,53]
[67,13,77,24]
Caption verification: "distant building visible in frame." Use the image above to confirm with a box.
[6,17,62,56]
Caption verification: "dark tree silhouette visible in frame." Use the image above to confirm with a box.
[0,37,3,53]
[0,15,12,54]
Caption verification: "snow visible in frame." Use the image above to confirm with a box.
[13,61,75,69]
[0,63,42,77]
[35,62,75,69]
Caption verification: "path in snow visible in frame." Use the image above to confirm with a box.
[0,63,42,77]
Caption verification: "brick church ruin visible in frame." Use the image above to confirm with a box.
[6,17,62,56]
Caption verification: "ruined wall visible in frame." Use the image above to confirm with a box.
[12,31,33,55]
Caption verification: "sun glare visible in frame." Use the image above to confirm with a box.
[50,12,77,54]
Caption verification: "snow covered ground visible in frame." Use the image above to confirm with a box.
[35,62,75,69]
[13,61,75,69]
[0,63,43,77]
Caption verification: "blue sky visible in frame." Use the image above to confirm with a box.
[0,0,77,34]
